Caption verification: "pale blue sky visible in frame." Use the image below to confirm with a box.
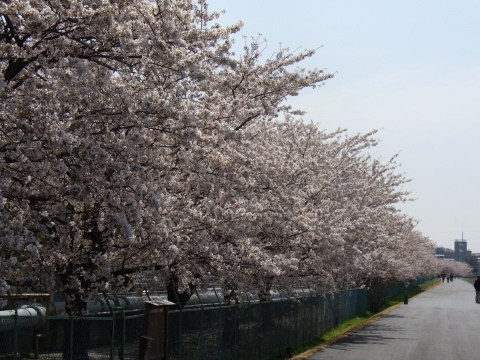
[208,0,480,252]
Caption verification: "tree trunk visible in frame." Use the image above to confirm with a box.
[166,274,195,308]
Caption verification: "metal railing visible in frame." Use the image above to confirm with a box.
[0,279,433,360]
[167,288,369,360]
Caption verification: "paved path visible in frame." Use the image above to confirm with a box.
[306,278,480,360]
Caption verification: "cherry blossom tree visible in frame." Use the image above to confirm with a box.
[232,121,421,292]
[1,0,442,315]
[185,118,440,297]
[436,258,471,277]
[0,0,330,312]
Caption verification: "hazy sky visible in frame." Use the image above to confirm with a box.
[208,0,480,252]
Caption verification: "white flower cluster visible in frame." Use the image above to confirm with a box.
[0,0,457,312]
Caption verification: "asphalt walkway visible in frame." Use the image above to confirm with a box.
[302,278,480,360]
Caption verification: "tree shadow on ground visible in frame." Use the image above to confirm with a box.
[325,314,416,352]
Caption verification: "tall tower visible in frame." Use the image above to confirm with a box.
[454,238,468,262]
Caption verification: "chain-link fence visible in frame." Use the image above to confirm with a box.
[0,312,144,360]
[167,288,368,360]
[0,278,433,360]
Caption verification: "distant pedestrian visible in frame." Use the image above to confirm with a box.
[441,272,446,282]
[449,273,454,282]
[474,276,480,303]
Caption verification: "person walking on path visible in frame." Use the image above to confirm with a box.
[474,275,480,303]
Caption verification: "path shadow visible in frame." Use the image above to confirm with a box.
[326,314,416,351]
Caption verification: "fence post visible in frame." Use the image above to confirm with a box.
[403,280,409,305]
[194,289,206,360]
[113,294,126,360]
[212,287,225,358]
[121,309,125,360]
[13,308,18,360]
[69,317,74,360]
[139,299,175,360]
[111,313,116,360]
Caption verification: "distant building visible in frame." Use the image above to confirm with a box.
[470,253,480,274]
[454,240,468,261]
[435,246,454,259]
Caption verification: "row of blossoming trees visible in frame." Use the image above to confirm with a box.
[0,0,470,314]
